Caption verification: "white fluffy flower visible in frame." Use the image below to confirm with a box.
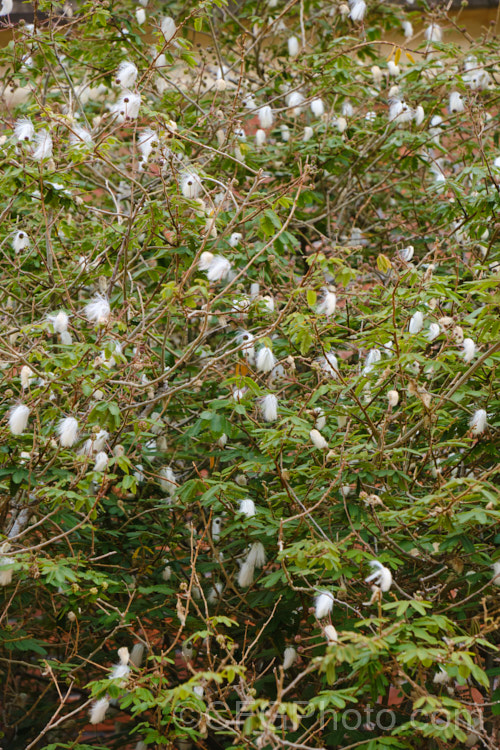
[287,91,305,116]
[116,60,138,88]
[310,429,328,450]
[362,348,381,375]
[449,91,464,114]
[387,61,400,78]
[208,582,223,604]
[462,338,476,363]
[138,128,158,164]
[198,251,214,271]
[48,311,69,334]
[69,124,93,147]
[14,117,35,142]
[414,105,425,126]
[256,346,276,373]
[255,129,266,147]
[389,99,413,124]
[57,417,79,448]
[433,668,450,684]
[260,393,278,422]
[313,406,326,430]
[238,558,255,587]
[349,0,366,22]
[402,20,413,38]
[239,498,256,518]
[303,126,313,142]
[409,311,424,334]
[229,232,242,247]
[258,105,274,129]
[371,65,383,85]
[136,7,146,24]
[212,516,222,541]
[20,365,34,389]
[324,624,338,644]
[398,245,414,262]
[161,16,177,41]
[32,130,53,161]
[387,390,399,408]
[12,231,30,253]
[283,646,297,670]
[247,541,266,568]
[0,0,13,15]
[9,404,30,435]
[318,351,338,378]
[287,35,299,57]
[281,124,290,141]
[469,409,487,436]
[316,288,336,317]
[111,91,141,122]
[93,451,109,472]
[110,647,130,682]
[365,560,392,592]
[159,466,177,496]
[89,697,110,725]
[310,98,325,117]
[491,562,500,587]
[425,23,442,43]
[427,323,440,342]
[181,172,202,199]
[84,294,110,325]
[206,255,232,282]
[315,590,334,619]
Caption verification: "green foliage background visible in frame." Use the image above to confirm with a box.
[0,0,499,748]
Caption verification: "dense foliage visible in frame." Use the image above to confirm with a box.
[0,0,499,748]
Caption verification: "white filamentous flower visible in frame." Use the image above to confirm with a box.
[316,288,336,317]
[84,294,111,325]
[365,560,392,592]
[449,91,464,114]
[32,130,53,161]
[491,562,500,587]
[425,23,442,43]
[287,91,305,116]
[159,466,177,496]
[402,20,413,38]
[315,590,334,619]
[303,126,313,142]
[310,98,325,117]
[181,172,202,199]
[247,541,266,568]
[58,417,79,448]
[342,100,353,118]
[138,128,158,163]
[362,348,381,375]
[12,231,30,253]
[239,498,256,517]
[89,697,110,725]
[387,390,399,408]
[136,7,146,24]
[255,129,266,147]
[414,105,425,126]
[371,65,383,85]
[69,124,93,147]
[462,338,476,363]
[116,61,138,89]
[389,99,413,124]
[318,351,338,378]
[349,0,366,22]
[260,394,278,422]
[256,346,276,373]
[387,61,400,78]
[288,35,300,57]
[0,0,13,15]
[470,409,487,436]
[258,105,274,129]
[130,643,145,667]
[93,451,109,472]
[110,647,130,681]
[20,365,34,389]
[9,404,30,435]
[47,311,69,334]
[409,311,424,334]
[427,323,440,342]
[283,646,297,670]
[111,91,141,122]
[433,668,451,684]
[398,245,414,262]
[310,429,328,450]
[238,558,255,587]
[313,406,326,430]
[206,255,232,282]
[161,16,177,41]
[14,117,35,142]
[198,251,214,271]
[229,232,242,247]
[324,624,338,644]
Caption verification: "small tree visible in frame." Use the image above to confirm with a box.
[0,1,499,748]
